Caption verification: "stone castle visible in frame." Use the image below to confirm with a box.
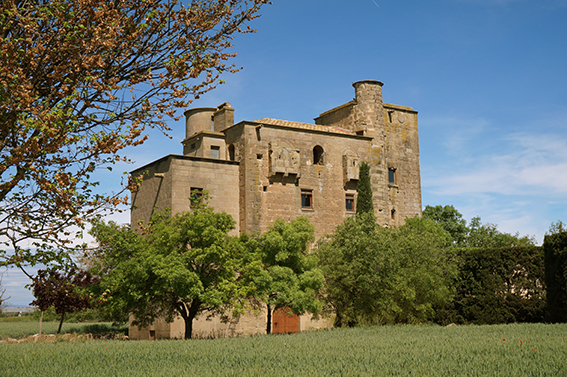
[129,80,422,339]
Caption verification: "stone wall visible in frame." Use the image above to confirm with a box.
[130,310,333,339]
[224,120,372,238]
[131,155,240,233]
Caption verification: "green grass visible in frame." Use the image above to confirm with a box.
[0,320,127,339]
[1,323,566,376]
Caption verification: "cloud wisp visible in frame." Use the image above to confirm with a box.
[424,131,567,197]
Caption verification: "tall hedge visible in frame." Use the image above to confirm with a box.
[544,231,567,322]
[436,246,546,325]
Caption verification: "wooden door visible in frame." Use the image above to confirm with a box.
[272,307,299,334]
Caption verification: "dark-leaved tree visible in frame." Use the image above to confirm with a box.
[31,268,99,334]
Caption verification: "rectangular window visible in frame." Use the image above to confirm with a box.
[210,145,220,159]
[190,187,203,206]
[388,168,396,184]
[301,190,313,209]
[346,194,355,212]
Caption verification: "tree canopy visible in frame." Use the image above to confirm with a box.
[245,217,324,334]
[422,205,467,245]
[423,205,535,247]
[0,0,269,271]
[30,268,99,333]
[318,214,456,327]
[89,200,254,339]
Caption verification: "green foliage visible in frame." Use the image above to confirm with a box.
[547,220,566,235]
[318,214,456,326]
[30,307,110,324]
[464,217,535,248]
[355,162,374,218]
[439,246,546,325]
[423,205,535,248]
[90,200,255,339]
[2,324,566,376]
[543,229,567,322]
[246,217,324,333]
[423,204,468,244]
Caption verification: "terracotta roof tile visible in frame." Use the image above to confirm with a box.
[253,118,352,134]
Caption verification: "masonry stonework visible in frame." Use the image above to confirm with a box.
[129,80,422,338]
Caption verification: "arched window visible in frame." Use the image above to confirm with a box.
[228,144,236,161]
[313,145,324,165]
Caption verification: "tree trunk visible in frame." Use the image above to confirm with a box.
[177,299,201,340]
[184,315,194,340]
[57,312,65,334]
[266,304,272,334]
[38,310,43,335]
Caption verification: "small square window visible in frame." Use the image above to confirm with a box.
[301,190,313,209]
[388,168,396,184]
[210,145,220,159]
[346,194,355,212]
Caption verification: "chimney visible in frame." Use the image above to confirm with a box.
[213,102,234,132]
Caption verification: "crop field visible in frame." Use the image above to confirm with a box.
[1,323,566,376]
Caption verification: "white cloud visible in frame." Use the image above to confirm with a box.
[425,131,567,197]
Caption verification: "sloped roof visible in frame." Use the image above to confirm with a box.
[253,118,352,135]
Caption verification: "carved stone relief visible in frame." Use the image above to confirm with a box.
[269,145,301,177]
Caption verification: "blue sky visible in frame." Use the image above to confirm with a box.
[2,0,566,306]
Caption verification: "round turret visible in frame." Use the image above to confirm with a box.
[184,107,216,138]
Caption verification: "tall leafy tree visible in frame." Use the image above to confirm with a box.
[423,205,535,248]
[90,200,254,339]
[356,162,374,218]
[423,205,468,245]
[0,0,270,272]
[547,220,566,235]
[30,268,99,333]
[245,217,323,334]
[318,214,455,327]
[464,216,535,248]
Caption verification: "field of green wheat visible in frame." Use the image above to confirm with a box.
[1,323,565,376]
